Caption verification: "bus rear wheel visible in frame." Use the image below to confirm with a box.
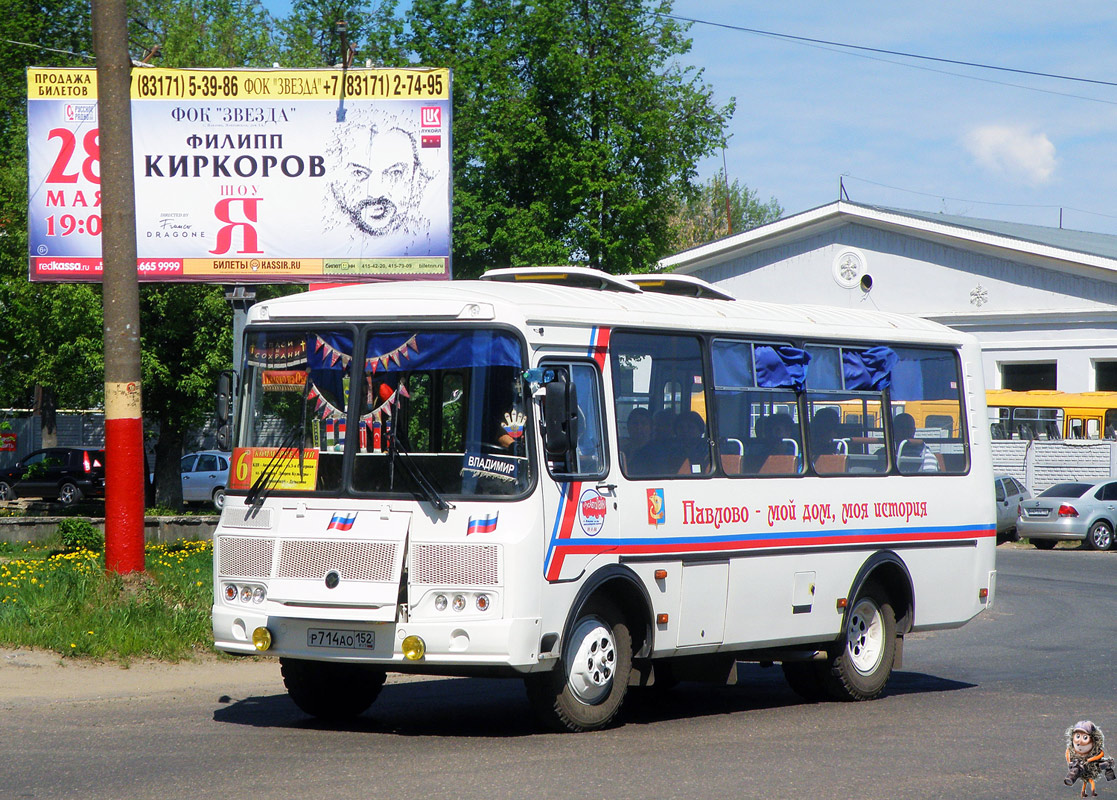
[525,598,632,732]
[280,658,386,721]
[821,583,897,701]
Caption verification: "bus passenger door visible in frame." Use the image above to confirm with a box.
[540,361,617,582]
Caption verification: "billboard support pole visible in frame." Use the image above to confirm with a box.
[92,0,145,574]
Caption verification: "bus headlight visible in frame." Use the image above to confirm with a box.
[252,627,272,652]
[475,594,490,612]
[434,594,448,611]
[452,594,466,612]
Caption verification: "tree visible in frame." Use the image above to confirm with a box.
[0,2,102,414]
[129,0,279,69]
[669,171,782,252]
[405,0,733,276]
[278,0,403,68]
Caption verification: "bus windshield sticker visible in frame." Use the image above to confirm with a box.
[578,488,606,536]
[461,451,518,483]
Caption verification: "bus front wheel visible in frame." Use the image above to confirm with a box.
[280,658,386,721]
[821,582,897,701]
[525,598,632,732]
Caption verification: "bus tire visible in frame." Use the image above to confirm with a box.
[280,658,386,721]
[821,582,896,701]
[525,598,632,732]
[1088,520,1114,551]
[781,661,828,703]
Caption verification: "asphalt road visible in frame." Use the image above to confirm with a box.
[4,544,1115,800]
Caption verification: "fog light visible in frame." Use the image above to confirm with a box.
[224,584,238,602]
[434,594,448,611]
[251,627,272,652]
[452,594,466,612]
[402,635,426,661]
[475,593,490,612]
[240,585,253,603]
[252,586,266,604]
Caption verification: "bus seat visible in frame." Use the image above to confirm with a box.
[720,453,743,474]
[759,455,796,474]
[935,453,946,472]
[677,458,692,475]
[814,454,847,474]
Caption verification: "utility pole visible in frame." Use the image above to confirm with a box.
[92,0,145,573]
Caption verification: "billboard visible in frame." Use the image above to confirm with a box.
[27,67,452,282]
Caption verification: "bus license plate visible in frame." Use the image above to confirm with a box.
[307,628,375,650]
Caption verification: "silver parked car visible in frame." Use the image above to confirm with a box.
[180,450,230,510]
[1016,480,1117,551]
[994,474,1030,541]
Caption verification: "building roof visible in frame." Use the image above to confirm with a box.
[661,201,1117,276]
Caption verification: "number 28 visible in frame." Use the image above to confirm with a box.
[46,127,100,184]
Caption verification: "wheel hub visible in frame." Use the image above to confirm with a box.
[846,597,885,675]
[565,618,616,705]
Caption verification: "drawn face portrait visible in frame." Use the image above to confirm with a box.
[328,126,422,237]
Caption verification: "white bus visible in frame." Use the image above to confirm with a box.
[212,267,996,731]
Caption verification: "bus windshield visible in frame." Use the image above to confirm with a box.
[233,327,531,499]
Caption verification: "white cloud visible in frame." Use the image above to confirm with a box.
[964,125,1057,185]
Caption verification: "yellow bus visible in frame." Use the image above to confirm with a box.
[986,389,1117,440]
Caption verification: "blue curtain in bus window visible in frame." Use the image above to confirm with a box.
[843,346,898,391]
[755,345,811,391]
[712,341,754,389]
[306,332,353,405]
[364,331,521,373]
[805,346,841,389]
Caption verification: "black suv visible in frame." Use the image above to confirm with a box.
[0,447,106,506]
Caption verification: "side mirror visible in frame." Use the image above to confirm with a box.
[216,371,235,425]
[543,370,578,464]
[215,370,236,451]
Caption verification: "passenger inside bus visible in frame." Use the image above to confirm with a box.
[893,412,939,473]
[621,407,651,464]
[810,407,841,456]
[676,410,711,472]
[749,412,800,474]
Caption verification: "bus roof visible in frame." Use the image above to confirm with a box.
[249,275,972,347]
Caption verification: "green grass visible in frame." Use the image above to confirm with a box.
[0,539,215,662]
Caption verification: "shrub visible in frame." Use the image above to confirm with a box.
[58,517,104,552]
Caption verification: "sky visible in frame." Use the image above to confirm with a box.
[262,1,1117,235]
[670,1,1117,234]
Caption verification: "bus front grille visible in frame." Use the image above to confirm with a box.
[410,543,501,586]
[217,535,398,582]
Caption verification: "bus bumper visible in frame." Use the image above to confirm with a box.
[213,605,543,669]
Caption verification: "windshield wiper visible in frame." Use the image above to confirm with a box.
[390,434,454,512]
[244,425,305,507]
[385,376,452,511]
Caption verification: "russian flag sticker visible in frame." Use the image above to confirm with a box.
[327,512,357,532]
[466,513,498,535]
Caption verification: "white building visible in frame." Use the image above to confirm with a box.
[660,201,1117,393]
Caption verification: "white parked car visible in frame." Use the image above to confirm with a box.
[994,474,1030,541]
[181,450,230,510]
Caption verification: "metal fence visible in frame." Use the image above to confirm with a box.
[991,439,1117,494]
